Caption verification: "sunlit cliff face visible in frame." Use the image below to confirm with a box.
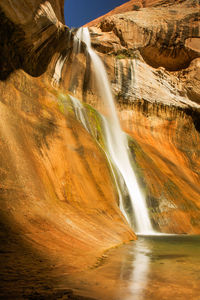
[0,2,136,298]
[60,0,200,233]
[0,0,200,298]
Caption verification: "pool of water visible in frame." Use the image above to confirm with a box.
[62,235,200,300]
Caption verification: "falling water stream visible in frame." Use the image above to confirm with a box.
[74,27,154,234]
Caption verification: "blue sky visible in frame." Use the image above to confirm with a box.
[64,0,128,28]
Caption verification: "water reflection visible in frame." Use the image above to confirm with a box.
[62,236,200,300]
[125,240,150,300]
[117,238,151,300]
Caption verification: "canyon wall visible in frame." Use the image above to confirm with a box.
[0,1,134,298]
[0,0,200,297]
[64,0,200,234]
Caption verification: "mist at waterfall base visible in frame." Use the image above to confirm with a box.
[72,27,154,235]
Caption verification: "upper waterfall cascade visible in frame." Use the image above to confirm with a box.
[73,27,155,234]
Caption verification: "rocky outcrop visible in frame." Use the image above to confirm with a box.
[0,0,72,80]
[0,1,135,298]
[88,0,200,71]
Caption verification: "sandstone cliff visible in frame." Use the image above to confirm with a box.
[0,1,134,298]
[62,0,200,234]
[1,0,200,297]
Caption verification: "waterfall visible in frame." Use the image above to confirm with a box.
[69,95,130,224]
[69,95,90,133]
[73,27,154,234]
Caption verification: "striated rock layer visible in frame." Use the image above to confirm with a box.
[62,0,200,234]
[0,1,135,298]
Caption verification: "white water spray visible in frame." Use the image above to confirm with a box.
[75,28,154,234]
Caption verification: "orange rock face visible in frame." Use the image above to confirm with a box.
[65,0,200,234]
[0,0,200,296]
[119,102,200,233]
[0,59,135,299]
[0,70,134,264]
[0,1,135,298]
